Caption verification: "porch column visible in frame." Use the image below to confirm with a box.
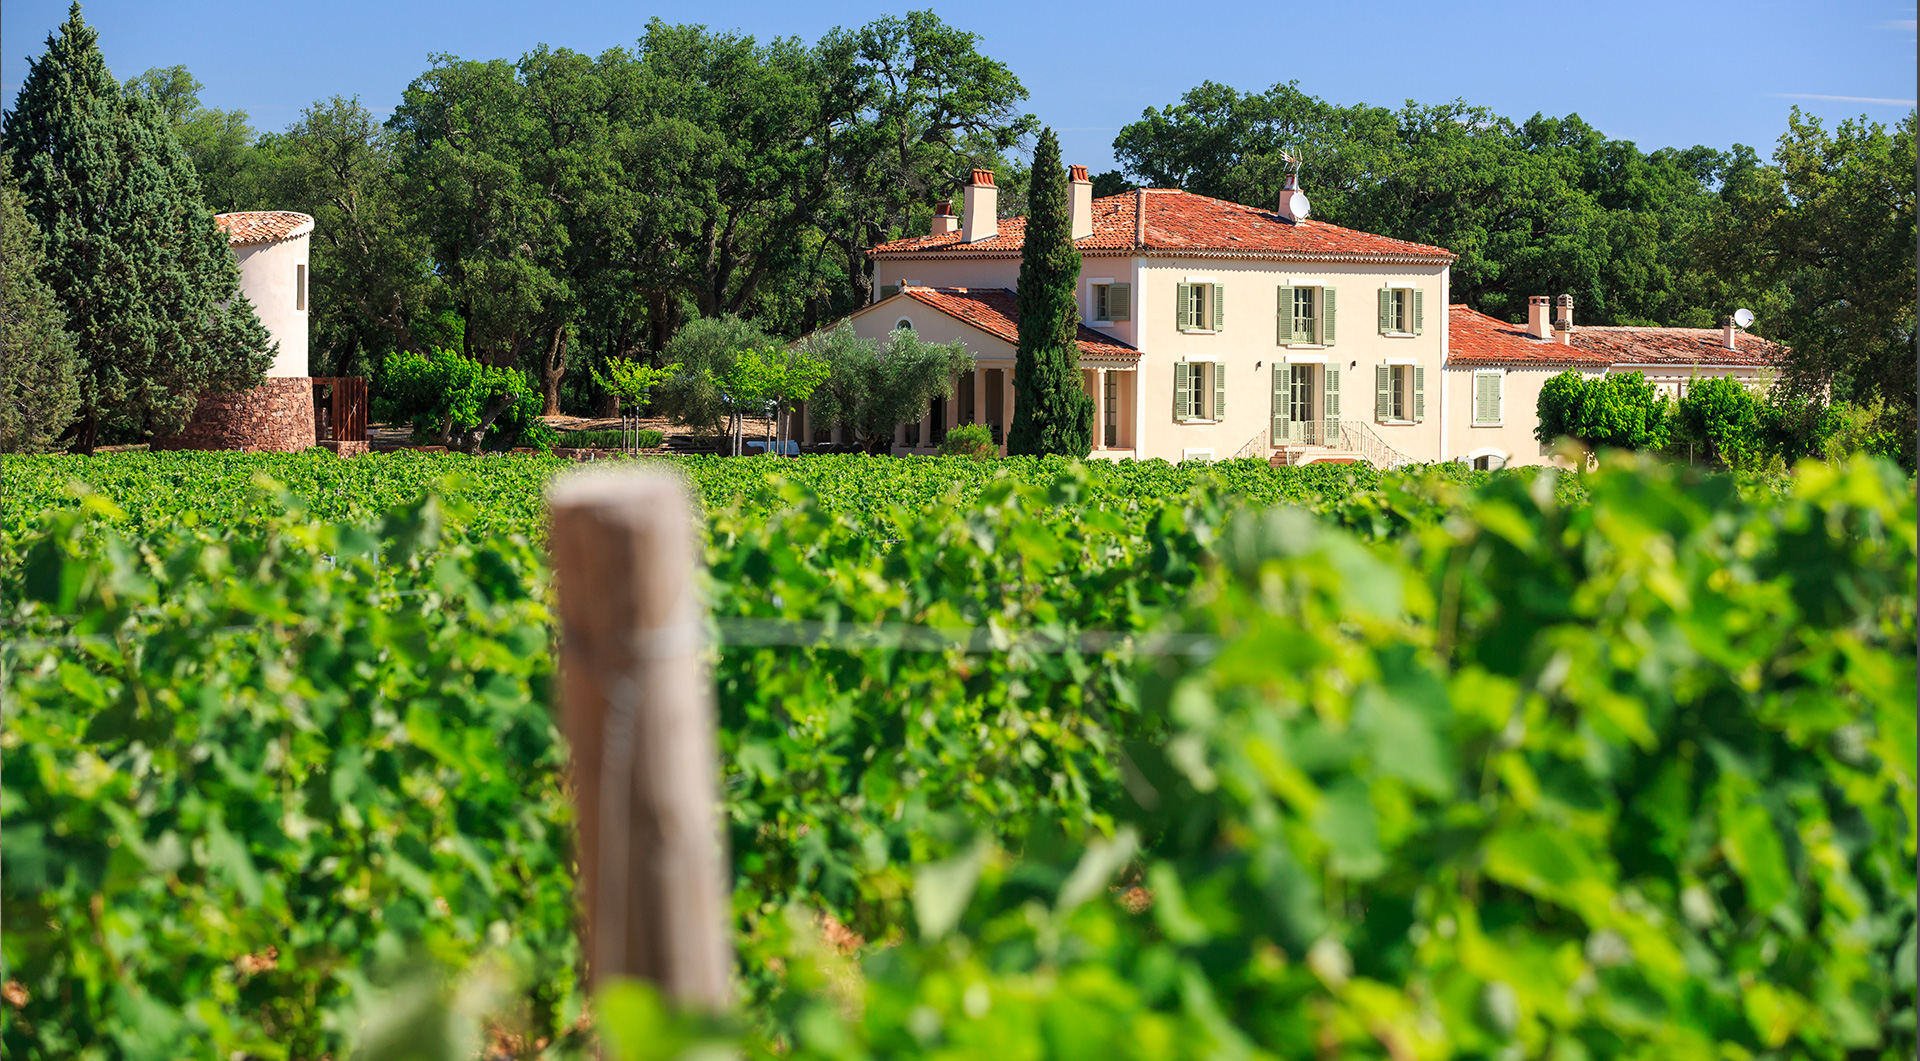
[973,369,988,426]
[1094,368,1107,450]
[798,402,810,449]
[948,375,962,432]
[918,407,932,450]
[1132,368,1144,455]
[1002,368,1015,454]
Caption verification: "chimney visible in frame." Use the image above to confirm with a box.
[1555,294,1574,345]
[931,199,958,236]
[1276,170,1311,222]
[1526,295,1554,340]
[1069,165,1093,240]
[962,169,998,243]
[1721,315,1738,351]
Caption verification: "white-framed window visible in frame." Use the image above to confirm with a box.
[877,284,901,302]
[1182,448,1215,462]
[296,263,307,312]
[1090,280,1130,323]
[1176,282,1223,332]
[1174,361,1222,421]
[1276,284,1335,345]
[1467,448,1509,470]
[1375,363,1425,422]
[1272,361,1340,445]
[1377,286,1424,336]
[1472,369,1504,425]
[894,317,915,332]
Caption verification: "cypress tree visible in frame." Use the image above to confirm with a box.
[1007,127,1093,456]
[0,155,82,451]
[4,4,271,452]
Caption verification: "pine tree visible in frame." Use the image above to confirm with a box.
[1006,127,1093,457]
[4,4,271,451]
[0,156,82,451]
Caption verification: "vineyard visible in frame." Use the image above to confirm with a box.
[2,452,1913,1060]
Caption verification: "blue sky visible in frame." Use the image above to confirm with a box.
[3,0,1913,174]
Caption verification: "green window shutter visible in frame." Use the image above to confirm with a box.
[1174,362,1191,419]
[1275,285,1294,343]
[1378,289,1391,334]
[1475,372,1496,423]
[1213,361,1226,419]
[1376,364,1391,420]
[1212,285,1225,331]
[1271,363,1288,444]
[1176,283,1193,330]
[879,284,900,301]
[1323,287,1337,344]
[1109,283,1131,321]
[1413,365,1427,421]
[1325,366,1340,422]
[1412,289,1425,335]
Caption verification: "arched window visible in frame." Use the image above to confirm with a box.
[894,317,915,332]
[1466,447,1509,471]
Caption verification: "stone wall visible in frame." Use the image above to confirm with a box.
[152,378,316,452]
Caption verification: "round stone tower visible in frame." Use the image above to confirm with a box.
[153,211,318,452]
[224,211,313,376]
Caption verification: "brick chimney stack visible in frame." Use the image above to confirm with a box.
[931,199,958,235]
[1526,295,1554,340]
[1555,294,1574,345]
[962,169,998,243]
[1069,165,1093,240]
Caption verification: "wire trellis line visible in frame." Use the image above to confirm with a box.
[3,617,1220,658]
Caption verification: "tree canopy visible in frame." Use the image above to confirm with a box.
[1695,109,1917,443]
[0,155,80,452]
[1535,369,1672,453]
[66,25,1909,442]
[135,12,1033,419]
[4,5,271,451]
[1111,80,1752,329]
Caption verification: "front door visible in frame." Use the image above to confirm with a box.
[1288,365,1316,443]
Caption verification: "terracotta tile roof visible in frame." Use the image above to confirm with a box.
[213,211,314,245]
[1569,326,1786,368]
[893,286,1141,363]
[871,189,1454,263]
[1447,305,1609,366]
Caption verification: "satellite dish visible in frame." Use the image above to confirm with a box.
[1285,191,1311,221]
[1732,308,1755,328]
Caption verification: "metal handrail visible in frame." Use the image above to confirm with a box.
[1261,419,1414,471]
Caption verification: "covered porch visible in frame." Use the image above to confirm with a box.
[794,285,1144,456]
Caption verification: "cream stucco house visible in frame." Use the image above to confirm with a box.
[1442,296,1786,468]
[798,168,1782,467]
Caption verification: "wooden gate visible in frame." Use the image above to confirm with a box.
[311,377,368,442]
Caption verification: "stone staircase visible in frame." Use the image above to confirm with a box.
[1237,420,1415,470]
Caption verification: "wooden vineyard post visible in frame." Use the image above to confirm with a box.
[547,469,731,1009]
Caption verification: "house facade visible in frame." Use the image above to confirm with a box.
[800,167,1781,467]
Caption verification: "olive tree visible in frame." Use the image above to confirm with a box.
[801,324,972,453]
